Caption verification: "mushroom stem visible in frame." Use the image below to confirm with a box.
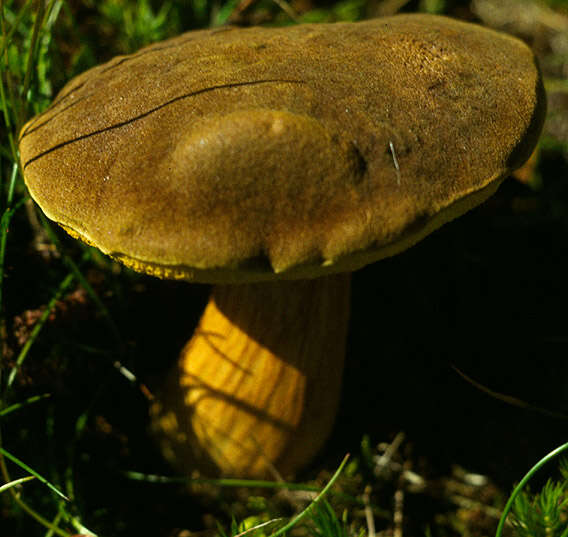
[151,273,351,478]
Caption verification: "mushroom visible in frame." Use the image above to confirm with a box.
[18,14,545,478]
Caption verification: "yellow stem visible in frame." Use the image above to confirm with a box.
[151,273,350,478]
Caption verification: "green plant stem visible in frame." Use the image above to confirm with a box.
[0,446,68,500]
[268,454,350,537]
[0,0,33,60]
[4,487,71,537]
[21,0,45,108]
[0,195,28,355]
[0,474,35,493]
[0,392,51,417]
[0,430,72,537]
[125,468,370,509]
[6,269,76,390]
[126,471,323,491]
[495,441,568,537]
[39,215,123,345]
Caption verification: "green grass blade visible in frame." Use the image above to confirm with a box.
[6,270,75,390]
[0,446,68,501]
[39,215,123,345]
[268,454,350,537]
[495,441,568,537]
[21,0,45,105]
[235,518,286,537]
[125,467,366,508]
[125,471,321,491]
[0,474,35,493]
[0,194,28,309]
[0,392,51,417]
[0,0,33,60]
[212,0,241,26]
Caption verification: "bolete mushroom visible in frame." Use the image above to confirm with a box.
[18,14,545,478]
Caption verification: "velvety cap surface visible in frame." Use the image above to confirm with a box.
[19,14,545,282]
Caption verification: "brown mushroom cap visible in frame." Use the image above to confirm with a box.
[19,14,545,283]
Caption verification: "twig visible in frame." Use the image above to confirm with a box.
[388,141,401,186]
[363,485,376,537]
[374,431,405,478]
[270,0,299,22]
[393,470,405,537]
